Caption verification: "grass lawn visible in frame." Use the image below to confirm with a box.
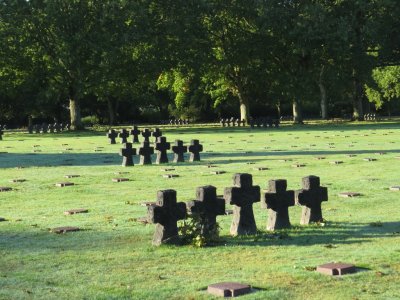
[1,121,400,300]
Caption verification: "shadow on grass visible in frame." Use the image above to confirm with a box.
[219,221,400,247]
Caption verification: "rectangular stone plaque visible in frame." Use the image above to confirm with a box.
[208,282,252,297]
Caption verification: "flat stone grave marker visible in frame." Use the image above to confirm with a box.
[208,282,252,297]
[246,162,255,165]
[55,182,74,187]
[262,179,295,231]
[147,189,187,245]
[330,161,343,164]
[0,217,6,222]
[172,140,187,163]
[211,170,226,175]
[114,171,129,175]
[65,175,80,179]
[140,201,156,207]
[205,165,217,168]
[155,136,170,164]
[161,168,175,171]
[363,158,377,161]
[51,226,80,234]
[224,173,260,235]
[112,178,129,182]
[375,152,386,155]
[278,159,292,162]
[292,164,305,168]
[316,263,356,276]
[188,139,203,162]
[346,154,357,157]
[389,186,400,191]
[10,179,26,183]
[338,192,361,198]
[163,174,179,178]
[315,157,325,160]
[64,208,89,215]
[0,187,12,192]
[253,167,269,171]
[138,141,154,165]
[295,176,328,224]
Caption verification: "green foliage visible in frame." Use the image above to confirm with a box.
[81,115,100,126]
[179,214,220,247]
[366,66,400,109]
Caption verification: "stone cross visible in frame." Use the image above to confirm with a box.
[172,140,187,163]
[188,139,203,162]
[220,118,226,127]
[295,175,328,224]
[119,143,136,166]
[147,189,187,245]
[130,126,140,143]
[261,179,295,230]
[186,185,225,237]
[224,173,261,235]
[155,136,170,164]
[107,129,117,144]
[54,123,61,133]
[48,123,54,133]
[152,128,162,142]
[142,128,151,142]
[119,129,129,143]
[138,141,154,165]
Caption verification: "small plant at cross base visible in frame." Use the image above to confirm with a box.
[178,214,220,247]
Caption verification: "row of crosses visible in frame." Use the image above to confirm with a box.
[146,174,328,245]
[107,126,163,144]
[119,138,203,166]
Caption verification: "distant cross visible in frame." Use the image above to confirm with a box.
[119,129,129,143]
[261,179,295,230]
[119,143,136,166]
[295,175,328,224]
[138,141,154,165]
[147,189,187,245]
[152,128,163,142]
[48,123,54,133]
[172,140,187,163]
[224,173,260,235]
[155,136,170,164]
[188,139,203,162]
[220,118,226,127]
[107,129,117,144]
[54,123,61,133]
[230,117,236,127]
[186,185,225,237]
[236,118,241,127]
[130,126,140,143]
[142,128,151,142]
[226,118,231,127]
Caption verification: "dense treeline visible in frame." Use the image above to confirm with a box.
[1,0,399,129]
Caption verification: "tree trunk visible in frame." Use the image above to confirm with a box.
[319,66,328,119]
[69,98,83,130]
[107,98,115,126]
[276,100,281,119]
[352,76,364,121]
[292,99,303,124]
[237,91,250,124]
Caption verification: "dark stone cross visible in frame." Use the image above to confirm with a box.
[107,129,117,144]
[152,128,162,142]
[48,123,54,133]
[138,141,154,165]
[295,175,328,224]
[186,185,225,237]
[172,140,187,163]
[119,129,129,143]
[155,136,170,164]
[130,126,140,143]
[188,139,203,162]
[54,123,61,133]
[261,179,295,230]
[119,143,136,166]
[224,173,261,235]
[147,189,187,245]
[142,128,151,142]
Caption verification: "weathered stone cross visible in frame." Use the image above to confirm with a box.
[261,179,295,230]
[188,139,203,162]
[119,143,136,166]
[155,136,170,164]
[147,189,187,245]
[107,129,117,144]
[118,129,129,144]
[187,185,225,237]
[172,140,187,163]
[142,128,151,142]
[130,126,140,143]
[295,175,328,224]
[152,128,162,142]
[224,173,260,235]
[138,141,154,165]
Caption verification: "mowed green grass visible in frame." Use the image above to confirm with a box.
[1,122,400,300]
